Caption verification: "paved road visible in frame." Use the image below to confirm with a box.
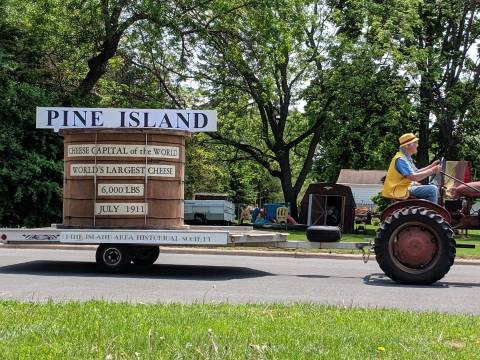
[0,248,479,314]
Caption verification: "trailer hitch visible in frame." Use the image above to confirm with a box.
[360,241,374,264]
[456,243,476,249]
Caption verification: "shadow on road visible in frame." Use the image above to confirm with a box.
[364,273,480,288]
[295,274,331,279]
[0,260,272,281]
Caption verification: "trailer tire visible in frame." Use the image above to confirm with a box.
[306,226,341,242]
[375,207,456,285]
[132,246,160,266]
[96,244,132,273]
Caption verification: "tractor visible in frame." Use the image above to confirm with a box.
[374,159,480,285]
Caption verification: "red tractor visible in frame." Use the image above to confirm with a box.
[374,160,480,285]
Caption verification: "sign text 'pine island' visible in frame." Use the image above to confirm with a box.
[36,107,217,132]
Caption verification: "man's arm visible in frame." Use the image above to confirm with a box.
[417,159,440,173]
[396,158,441,182]
[405,166,440,182]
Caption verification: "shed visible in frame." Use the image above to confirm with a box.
[299,183,356,233]
[336,169,386,209]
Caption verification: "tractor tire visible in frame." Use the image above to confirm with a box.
[375,207,456,285]
[132,246,160,266]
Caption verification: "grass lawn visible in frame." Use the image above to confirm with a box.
[1,301,480,359]
[254,226,480,258]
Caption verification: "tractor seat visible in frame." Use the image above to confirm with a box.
[453,181,480,198]
[393,195,418,201]
[385,195,420,203]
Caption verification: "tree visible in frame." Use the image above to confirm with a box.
[307,46,415,181]
[0,0,191,226]
[165,0,339,218]
[7,0,208,105]
[0,5,64,226]
[184,135,231,199]
[333,0,480,166]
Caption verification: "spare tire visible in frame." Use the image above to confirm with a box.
[306,226,341,242]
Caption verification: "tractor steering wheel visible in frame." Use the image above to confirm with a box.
[439,157,446,174]
[437,157,447,204]
[429,157,445,185]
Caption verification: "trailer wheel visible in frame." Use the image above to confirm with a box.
[96,244,131,273]
[132,246,160,266]
[375,207,455,285]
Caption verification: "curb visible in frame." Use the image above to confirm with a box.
[1,243,480,265]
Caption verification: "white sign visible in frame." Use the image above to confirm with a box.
[60,231,229,245]
[36,107,217,132]
[68,144,179,159]
[95,203,148,215]
[98,184,144,197]
[70,164,175,177]
[0,230,61,242]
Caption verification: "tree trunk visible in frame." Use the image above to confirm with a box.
[77,36,121,98]
[276,152,301,219]
[281,180,299,220]
[417,75,432,169]
[438,112,459,160]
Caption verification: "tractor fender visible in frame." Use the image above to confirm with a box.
[380,199,451,224]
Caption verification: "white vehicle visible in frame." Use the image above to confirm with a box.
[184,200,236,225]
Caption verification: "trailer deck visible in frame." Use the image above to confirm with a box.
[1,226,371,250]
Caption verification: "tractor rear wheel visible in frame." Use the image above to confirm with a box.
[375,207,455,285]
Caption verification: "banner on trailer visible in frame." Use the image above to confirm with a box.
[36,107,217,132]
[60,231,229,245]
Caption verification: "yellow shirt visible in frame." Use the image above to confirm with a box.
[382,151,412,199]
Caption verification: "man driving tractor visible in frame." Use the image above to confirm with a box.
[382,133,442,203]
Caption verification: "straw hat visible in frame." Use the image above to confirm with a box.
[399,133,419,147]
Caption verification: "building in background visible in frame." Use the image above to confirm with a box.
[336,169,386,210]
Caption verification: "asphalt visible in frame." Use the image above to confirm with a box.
[1,243,479,265]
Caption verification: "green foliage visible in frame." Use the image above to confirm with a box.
[311,0,480,180]
[184,135,231,199]
[1,0,479,226]
[0,13,63,226]
[307,46,415,181]
[227,156,283,206]
[185,134,282,206]
[455,93,480,180]
[335,0,480,165]
[370,192,391,214]
[184,0,344,217]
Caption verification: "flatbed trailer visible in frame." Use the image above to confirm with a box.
[0,226,372,272]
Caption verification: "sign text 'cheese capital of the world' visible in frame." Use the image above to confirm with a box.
[67,144,179,159]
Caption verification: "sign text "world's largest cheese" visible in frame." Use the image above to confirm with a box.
[36,107,217,132]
